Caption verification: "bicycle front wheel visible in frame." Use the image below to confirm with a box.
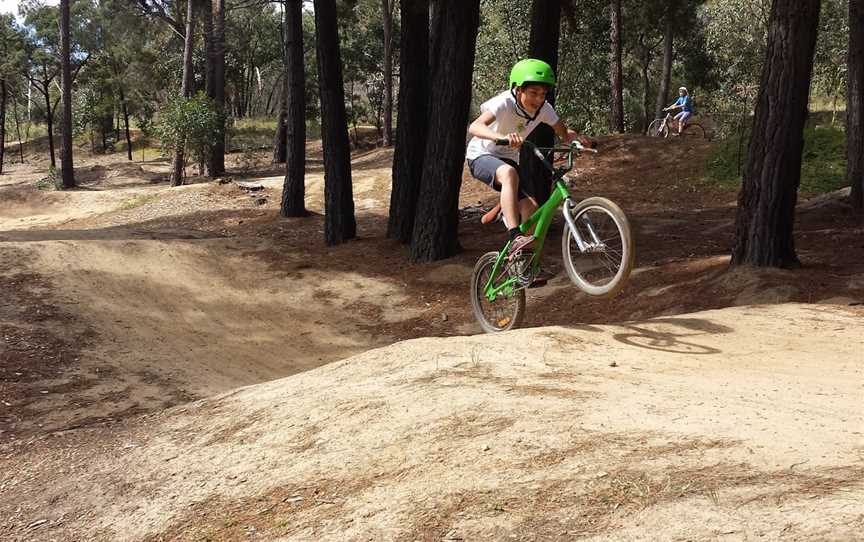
[470,251,525,333]
[561,197,634,298]
[647,119,668,138]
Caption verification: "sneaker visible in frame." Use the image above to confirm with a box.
[481,203,503,225]
[508,234,535,257]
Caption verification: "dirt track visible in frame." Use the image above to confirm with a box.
[1,135,863,540]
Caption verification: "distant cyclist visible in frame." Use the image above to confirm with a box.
[663,87,694,136]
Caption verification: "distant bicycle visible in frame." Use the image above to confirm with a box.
[647,112,705,139]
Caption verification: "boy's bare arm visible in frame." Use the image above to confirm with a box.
[553,121,590,147]
[469,111,523,147]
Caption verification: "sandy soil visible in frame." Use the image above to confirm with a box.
[1,134,862,540]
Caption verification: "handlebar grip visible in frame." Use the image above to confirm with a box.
[495,138,509,146]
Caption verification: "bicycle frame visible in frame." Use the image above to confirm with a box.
[482,141,597,302]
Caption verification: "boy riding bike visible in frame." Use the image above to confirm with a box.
[663,86,694,136]
[466,59,590,257]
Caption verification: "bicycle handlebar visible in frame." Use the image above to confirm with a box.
[491,138,596,178]
[494,139,597,154]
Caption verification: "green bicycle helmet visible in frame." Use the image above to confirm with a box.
[509,58,556,89]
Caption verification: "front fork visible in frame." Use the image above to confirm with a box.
[563,198,602,252]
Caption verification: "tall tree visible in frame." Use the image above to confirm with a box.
[609,0,624,132]
[170,0,197,187]
[409,0,480,262]
[207,0,226,177]
[520,0,562,206]
[59,0,75,188]
[381,0,395,146]
[281,0,307,217]
[387,0,429,243]
[314,0,356,245]
[731,0,821,268]
[849,0,863,209]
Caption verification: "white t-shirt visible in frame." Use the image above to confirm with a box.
[465,90,560,163]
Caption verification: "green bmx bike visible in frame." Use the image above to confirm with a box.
[470,140,634,333]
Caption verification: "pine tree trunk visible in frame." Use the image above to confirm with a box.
[171,0,197,187]
[382,0,394,146]
[207,0,226,177]
[387,0,429,243]
[519,0,561,207]
[409,0,480,262]
[731,0,821,268]
[609,0,624,133]
[60,0,75,188]
[281,0,307,218]
[314,0,356,245]
[849,0,864,209]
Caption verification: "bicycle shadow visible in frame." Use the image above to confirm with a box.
[612,317,733,355]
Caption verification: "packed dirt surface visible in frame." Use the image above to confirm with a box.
[1,134,863,540]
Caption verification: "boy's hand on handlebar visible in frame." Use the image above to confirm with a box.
[506,133,523,148]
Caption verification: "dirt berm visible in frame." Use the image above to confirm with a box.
[3,303,862,541]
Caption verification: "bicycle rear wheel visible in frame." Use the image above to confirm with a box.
[470,252,525,333]
[561,197,634,298]
[647,119,668,138]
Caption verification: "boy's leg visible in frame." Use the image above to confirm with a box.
[519,197,538,227]
[467,155,535,252]
[495,164,521,229]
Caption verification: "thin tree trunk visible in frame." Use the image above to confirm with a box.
[0,80,6,175]
[641,46,651,131]
[654,5,674,121]
[43,85,56,169]
[273,0,289,164]
[207,0,226,177]
[609,0,624,133]
[273,77,289,163]
[59,0,75,187]
[314,0,356,245]
[387,0,430,242]
[382,0,394,146]
[849,0,863,209]
[409,0,480,262]
[281,0,307,217]
[120,86,133,161]
[171,0,197,186]
[520,0,562,206]
[731,0,821,267]
[12,93,23,163]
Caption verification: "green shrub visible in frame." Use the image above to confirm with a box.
[35,167,62,191]
[156,92,222,172]
[705,125,848,195]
